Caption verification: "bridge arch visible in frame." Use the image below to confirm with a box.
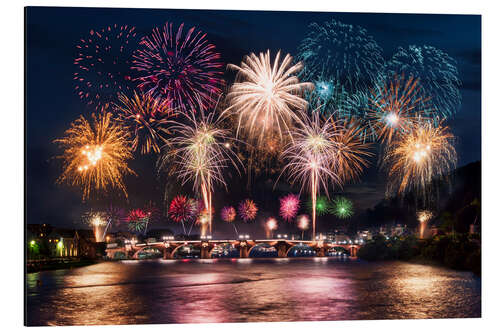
[286,244,316,257]
[170,243,202,259]
[132,245,164,259]
[112,251,127,259]
[209,243,239,258]
[248,243,278,258]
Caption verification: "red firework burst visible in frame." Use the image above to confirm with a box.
[132,22,224,111]
[168,195,198,223]
[279,194,300,222]
[220,206,236,223]
[238,199,258,222]
[74,24,140,111]
[127,209,149,232]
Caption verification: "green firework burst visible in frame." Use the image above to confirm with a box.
[331,197,353,219]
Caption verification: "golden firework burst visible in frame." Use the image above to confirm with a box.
[54,112,135,200]
[383,121,456,196]
[225,50,314,146]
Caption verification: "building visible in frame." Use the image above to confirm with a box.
[27,224,99,259]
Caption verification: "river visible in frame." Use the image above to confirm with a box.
[25,258,481,326]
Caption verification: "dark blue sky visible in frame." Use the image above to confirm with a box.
[25,7,481,234]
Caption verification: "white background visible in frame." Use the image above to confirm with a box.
[2,0,498,332]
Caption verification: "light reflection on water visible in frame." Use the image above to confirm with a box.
[26,258,480,326]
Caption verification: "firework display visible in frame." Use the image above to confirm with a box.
[159,103,240,234]
[298,19,385,97]
[54,112,135,199]
[368,75,433,144]
[168,195,198,234]
[74,24,139,111]
[127,209,150,233]
[238,199,258,222]
[281,111,341,238]
[382,121,457,197]
[279,194,301,222]
[220,206,237,223]
[83,210,108,242]
[225,50,313,146]
[113,91,175,154]
[417,210,434,239]
[386,45,461,118]
[53,13,466,249]
[330,118,373,182]
[132,22,224,111]
[307,195,331,217]
[331,197,354,219]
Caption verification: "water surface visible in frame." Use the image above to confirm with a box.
[26,258,481,326]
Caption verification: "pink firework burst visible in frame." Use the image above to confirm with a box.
[132,22,224,112]
[279,194,300,222]
[74,24,139,111]
[238,199,258,222]
[220,206,236,223]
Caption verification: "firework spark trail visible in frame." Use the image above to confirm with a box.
[159,101,241,235]
[132,22,224,112]
[382,121,457,199]
[225,50,313,146]
[417,210,433,239]
[281,111,341,239]
[281,110,370,238]
[387,45,461,118]
[113,91,175,154]
[368,75,433,144]
[83,210,109,242]
[221,206,238,237]
[74,24,139,111]
[54,112,135,200]
[297,214,310,240]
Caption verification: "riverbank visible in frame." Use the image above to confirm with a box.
[26,258,99,273]
[357,234,481,276]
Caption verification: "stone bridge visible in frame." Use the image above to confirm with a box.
[105,239,360,260]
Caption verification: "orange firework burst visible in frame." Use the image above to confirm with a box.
[113,91,175,154]
[225,50,313,146]
[330,118,373,183]
[54,112,135,200]
[368,75,433,144]
[382,121,456,196]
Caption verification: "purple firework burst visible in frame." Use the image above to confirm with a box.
[220,206,236,223]
[132,22,224,111]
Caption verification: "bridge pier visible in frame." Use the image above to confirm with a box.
[239,246,249,258]
[163,248,173,259]
[277,243,289,258]
[200,244,211,259]
[316,247,325,257]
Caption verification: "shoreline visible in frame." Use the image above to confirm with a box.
[26,259,99,273]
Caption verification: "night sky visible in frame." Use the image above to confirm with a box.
[25,7,481,236]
